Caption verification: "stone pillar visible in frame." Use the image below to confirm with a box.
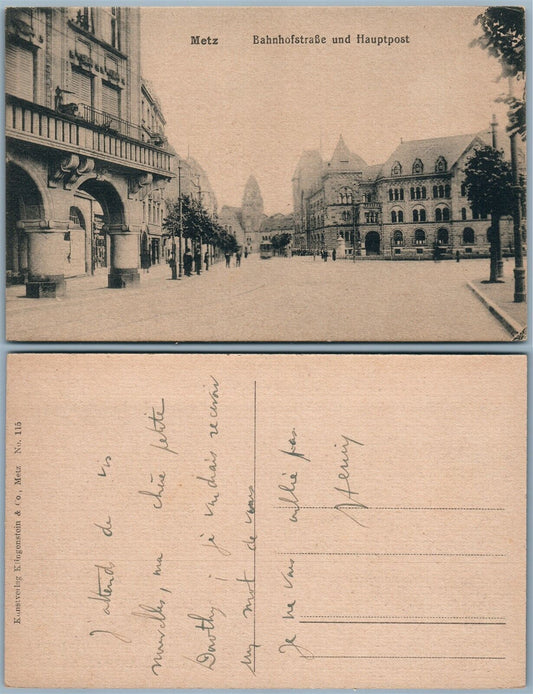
[107,225,141,288]
[22,220,68,298]
[336,234,346,259]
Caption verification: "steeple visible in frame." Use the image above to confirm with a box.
[329,135,367,171]
[241,175,264,234]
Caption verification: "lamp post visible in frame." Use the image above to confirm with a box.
[510,128,526,302]
[178,160,183,278]
[506,79,526,303]
[191,173,203,274]
[170,160,182,279]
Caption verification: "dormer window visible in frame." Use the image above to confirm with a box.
[435,156,447,173]
[391,161,402,176]
[412,158,423,174]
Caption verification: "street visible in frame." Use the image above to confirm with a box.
[6,256,512,342]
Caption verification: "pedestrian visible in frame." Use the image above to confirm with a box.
[324,249,328,262]
[204,251,209,271]
[455,250,460,263]
[244,248,248,259]
[236,250,241,267]
[183,247,193,276]
[141,248,151,273]
[194,248,201,275]
[332,248,336,262]
[225,252,231,268]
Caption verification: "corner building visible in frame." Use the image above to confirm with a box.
[6,7,174,296]
[293,129,520,260]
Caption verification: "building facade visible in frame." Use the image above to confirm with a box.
[6,7,174,296]
[218,206,246,250]
[259,213,294,248]
[293,129,520,260]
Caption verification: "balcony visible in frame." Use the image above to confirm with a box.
[6,94,174,178]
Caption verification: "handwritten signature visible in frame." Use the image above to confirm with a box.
[334,434,367,526]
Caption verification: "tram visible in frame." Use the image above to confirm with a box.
[259,241,273,259]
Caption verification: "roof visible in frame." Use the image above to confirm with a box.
[328,135,367,172]
[219,205,243,228]
[377,133,487,179]
[260,213,294,233]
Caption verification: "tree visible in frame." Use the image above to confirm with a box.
[270,232,292,254]
[463,145,514,281]
[471,7,525,139]
[163,195,238,263]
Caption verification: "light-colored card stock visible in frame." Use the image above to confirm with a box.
[5,354,526,688]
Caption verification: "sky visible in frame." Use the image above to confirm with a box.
[140,6,512,215]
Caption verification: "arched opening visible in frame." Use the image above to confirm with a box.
[414,229,426,246]
[77,178,125,227]
[76,178,126,276]
[393,230,403,246]
[365,231,380,255]
[437,228,449,246]
[463,227,475,245]
[6,162,45,283]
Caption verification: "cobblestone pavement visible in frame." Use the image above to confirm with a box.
[6,256,512,342]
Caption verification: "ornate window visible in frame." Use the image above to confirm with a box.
[391,211,397,223]
[463,227,475,244]
[393,230,404,246]
[435,206,450,222]
[437,228,449,245]
[461,207,467,220]
[444,184,451,198]
[338,187,353,205]
[414,229,426,245]
[412,158,423,174]
[391,161,402,176]
[421,186,427,199]
[413,207,426,223]
[435,156,447,173]
[389,189,394,201]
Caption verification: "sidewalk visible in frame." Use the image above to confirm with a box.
[467,273,527,340]
[5,258,225,304]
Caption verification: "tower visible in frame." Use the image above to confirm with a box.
[241,175,264,235]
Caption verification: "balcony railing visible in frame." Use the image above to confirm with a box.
[6,94,174,177]
[356,201,381,210]
[77,104,144,141]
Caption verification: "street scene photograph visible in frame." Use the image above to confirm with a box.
[5,5,527,341]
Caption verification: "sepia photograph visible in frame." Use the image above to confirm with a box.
[4,5,527,341]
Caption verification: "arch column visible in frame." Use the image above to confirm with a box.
[107,225,141,288]
[20,220,68,298]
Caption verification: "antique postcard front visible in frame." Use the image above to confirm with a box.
[5,354,526,688]
[5,6,527,342]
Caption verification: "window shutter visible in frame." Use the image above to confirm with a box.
[102,83,120,118]
[71,68,92,107]
[6,43,34,101]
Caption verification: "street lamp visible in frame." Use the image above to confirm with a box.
[190,172,203,274]
[508,80,526,303]
[169,159,182,279]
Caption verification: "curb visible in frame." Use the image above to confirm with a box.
[466,281,526,339]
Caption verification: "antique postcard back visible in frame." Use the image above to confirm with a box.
[5,354,526,688]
